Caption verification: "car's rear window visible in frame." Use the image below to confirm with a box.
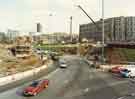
[30,81,39,87]
[59,60,66,64]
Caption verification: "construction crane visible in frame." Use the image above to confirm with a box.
[77,5,101,56]
[77,5,100,30]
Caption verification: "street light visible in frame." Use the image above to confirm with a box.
[70,16,73,43]
[49,13,54,51]
[102,0,105,63]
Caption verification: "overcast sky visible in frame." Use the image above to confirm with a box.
[0,0,135,34]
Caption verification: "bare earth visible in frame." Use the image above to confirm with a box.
[0,45,42,77]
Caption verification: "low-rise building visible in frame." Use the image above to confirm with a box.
[0,32,6,42]
[6,29,20,43]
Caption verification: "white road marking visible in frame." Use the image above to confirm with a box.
[108,80,129,87]
[84,88,89,92]
[117,97,125,99]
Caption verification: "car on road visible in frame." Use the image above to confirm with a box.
[34,48,44,54]
[88,61,95,68]
[59,59,67,68]
[120,68,135,78]
[120,69,131,78]
[50,52,60,61]
[109,66,125,73]
[23,79,49,96]
[51,54,59,61]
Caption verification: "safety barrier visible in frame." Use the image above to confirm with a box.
[100,64,135,71]
[0,65,47,86]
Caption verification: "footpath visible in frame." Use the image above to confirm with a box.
[84,57,131,71]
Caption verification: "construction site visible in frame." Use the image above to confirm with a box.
[0,36,44,77]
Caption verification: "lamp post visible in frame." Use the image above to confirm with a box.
[70,16,73,43]
[102,0,105,63]
[48,13,54,51]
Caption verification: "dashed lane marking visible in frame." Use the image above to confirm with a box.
[84,88,89,93]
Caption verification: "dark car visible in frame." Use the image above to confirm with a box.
[23,79,49,96]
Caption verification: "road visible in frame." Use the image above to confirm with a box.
[0,61,58,93]
[0,55,135,99]
[0,56,81,99]
[60,58,135,99]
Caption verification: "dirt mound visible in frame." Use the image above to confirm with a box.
[106,48,126,64]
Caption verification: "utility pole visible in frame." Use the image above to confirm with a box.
[102,0,105,63]
[70,16,73,43]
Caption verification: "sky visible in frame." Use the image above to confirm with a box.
[0,0,135,34]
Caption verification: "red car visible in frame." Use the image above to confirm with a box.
[23,79,49,96]
[109,66,125,73]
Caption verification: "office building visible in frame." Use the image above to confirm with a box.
[37,23,42,33]
[79,16,135,42]
[125,17,135,41]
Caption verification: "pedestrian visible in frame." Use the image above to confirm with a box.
[11,48,16,56]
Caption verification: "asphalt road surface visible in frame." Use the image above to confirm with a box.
[0,55,81,99]
[60,58,135,99]
[0,55,135,99]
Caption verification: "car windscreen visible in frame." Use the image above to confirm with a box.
[30,81,39,87]
[60,61,66,64]
[122,69,130,72]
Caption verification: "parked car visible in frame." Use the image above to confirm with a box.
[120,69,131,78]
[120,68,135,78]
[109,66,125,73]
[23,79,49,96]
